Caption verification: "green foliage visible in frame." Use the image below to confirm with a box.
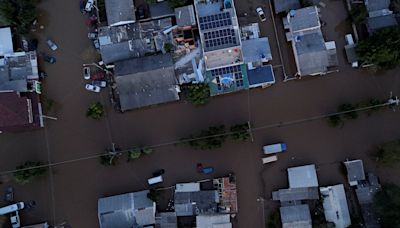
[184,125,227,150]
[100,154,117,166]
[128,148,142,160]
[14,161,46,184]
[267,210,281,228]
[141,147,153,155]
[338,103,359,120]
[187,83,210,105]
[0,0,38,35]
[376,140,400,164]
[164,43,174,53]
[327,114,343,128]
[147,189,158,202]
[168,0,187,8]
[86,102,104,120]
[373,184,400,226]
[349,6,368,24]
[356,27,400,69]
[230,123,250,142]
[299,0,312,7]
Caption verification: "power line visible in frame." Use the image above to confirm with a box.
[0,99,398,176]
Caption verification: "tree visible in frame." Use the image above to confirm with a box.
[327,114,343,128]
[356,27,400,69]
[128,148,141,160]
[164,43,173,53]
[184,125,227,150]
[14,161,46,184]
[141,147,153,155]
[376,140,400,164]
[338,103,358,120]
[100,154,117,166]
[86,102,104,120]
[373,184,400,227]
[168,0,187,8]
[0,0,38,35]
[187,83,210,105]
[230,123,250,142]
[349,6,368,24]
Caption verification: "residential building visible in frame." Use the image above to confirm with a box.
[344,159,366,186]
[319,184,351,228]
[155,212,177,228]
[213,176,238,214]
[113,54,180,111]
[97,190,156,228]
[273,0,301,14]
[175,5,197,27]
[287,164,319,188]
[194,0,249,96]
[355,173,381,228]
[284,6,337,77]
[149,1,175,20]
[104,0,135,26]
[272,187,319,203]
[0,27,13,56]
[0,91,42,132]
[280,204,312,228]
[174,190,219,216]
[365,0,398,33]
[196,214,232,228]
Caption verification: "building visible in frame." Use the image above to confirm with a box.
[114,54,180,111]
[344,160,366,186]
[284,6,337,77]
[174,190,219,216]
[280,204,312,228]
[272,187,319,203]
[365,0,398,33]
[273,0,301,14]
[213,176,238,214]
[355,173,381,228]
[149,1,175,20]
[196,214,232,228]
[0,91,42,132]
[155,212,177,228]
[98,190,156,228]
[287,164,319,188]
[194,0,249,96]
[0,27,13,56]
[105,0,135,26]
[319,184,351,228]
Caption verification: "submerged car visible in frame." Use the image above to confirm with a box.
[256,7,267,22]
[85,84,101,93]
[46,39,58,51]
[42,53,56,64]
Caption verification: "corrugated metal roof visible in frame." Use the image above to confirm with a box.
[0,27,13,55]
[280,204,312,228]
[320,185,351,228]
[288,165,319,188]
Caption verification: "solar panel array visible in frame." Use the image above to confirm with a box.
[204,29,237,49]
[211,65,244,90]
[199,12,232,30]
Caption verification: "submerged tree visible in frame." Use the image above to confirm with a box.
[230,123,250,142]
[14,161,46,184]
[86,102,104,120]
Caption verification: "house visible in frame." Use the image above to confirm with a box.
[174,190,219,216]
[213,176,238,214]
[114,54,180,111]
[195,0,249,96]
[175,5,197,27]
[104,0,135,26]
[284,6,336,77]
[196,214,232,228]
[280,204,312,228]
[155,212,177,228]
[242,37,272,65]
[344,159,366,186]
[0,27,13,56]
[272,187,319,203]
[355,173,381,228]
[97,190,156,228]
[149,1,175,20]
[365,0,398,33]
[0,91,42,132]
[98,18,173,64]
[287,164,319,188]
[319,184,351,228]
[273,0,301,14]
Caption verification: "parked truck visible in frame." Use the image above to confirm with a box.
[263,143,287,155]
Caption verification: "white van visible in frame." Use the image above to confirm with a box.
[85,0,94,12]
[0,202,24,215]
[262,155,278,164]
[148,175,163,185]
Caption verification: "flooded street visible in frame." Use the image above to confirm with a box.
[0,0,400,227]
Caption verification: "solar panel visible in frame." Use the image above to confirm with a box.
[211,65,244,90]
[199,12,232,31]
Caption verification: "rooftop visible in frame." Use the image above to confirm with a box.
[288,164,319,188]
[206,64,249,96]
[355,173,381,205]
[344,160,366,186]
[204,47,242,69]
[272,187,319,202]
[273,0,301,14]
[0,27,13,56]
[175,5,197,27]
[320,184,351,228]
[280,204,312,228]
[242,37,272,64]
[365,0,390,12]
[114,54,180,111]
[345,44,358,64]
[105,0,135,26]
[155,212,177,228]
[98,190,156,228]
[174,190,219,216]
[149,1,174,19]
[367,14,398,33]
[196,214,232,228]
[247,64,275,88]
[213,176,238,214]
[287,6,320,33]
